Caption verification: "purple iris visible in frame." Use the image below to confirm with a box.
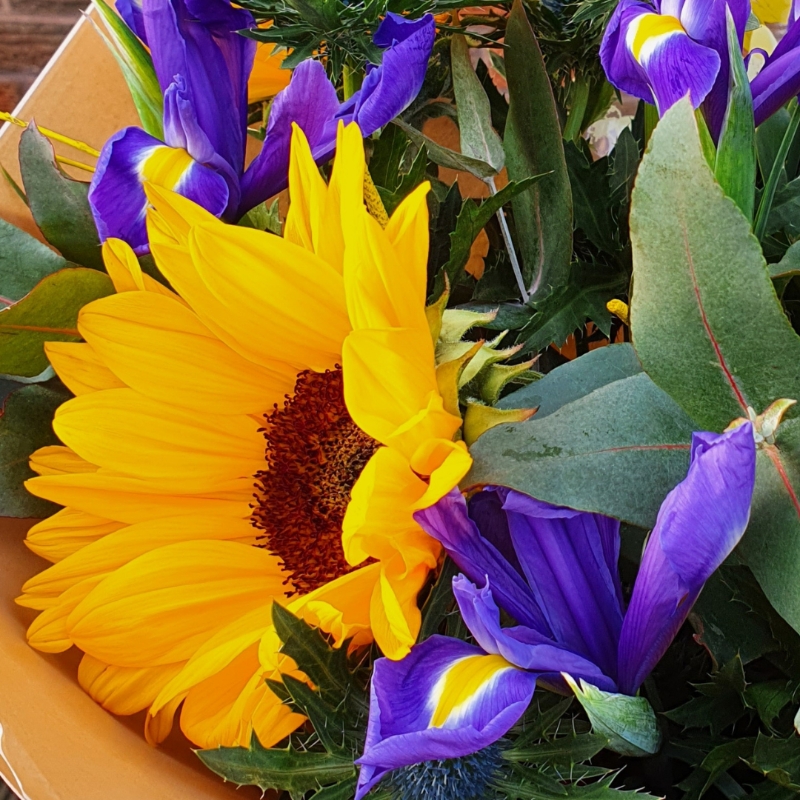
[88,0,435,254]
[355,423,756,799]
[598,0,800,137]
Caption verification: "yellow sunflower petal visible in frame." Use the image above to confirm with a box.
[384,181,430,306]
[284,123,329,256]
[20,515,259,604]
[189,222,350,371]
[25,507,125,563]
[343,209,429,332]
[79,291,295,415]
[45,342,126,395]
[78,654,184,716]
[29,445,97,476]
[411,439,473,510]
[102,237,178,299]
[53,388,263,493]
[343,446,432,566]
[342,327,439,445]
[67,540,286,667]
[26,471,251,524]
[369,557,429,661]
[26,574,105,652]
[384,392,464,464]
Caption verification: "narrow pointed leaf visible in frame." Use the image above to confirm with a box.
[90,0,164,138]
[503,0,572,299]
[451,34,505,172]
[714,8,756,220]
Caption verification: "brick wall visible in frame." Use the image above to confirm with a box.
[0,0,86,112]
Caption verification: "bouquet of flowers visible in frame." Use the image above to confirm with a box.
[1,0,800,797]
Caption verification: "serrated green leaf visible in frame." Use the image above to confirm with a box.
[506,733,608,766]
[714,8,756,220]
[197,737,356,795]
[698,739,755,799]
[90,0,164,138]
[19,125,103,270]
[517,262,626,354]
[276,674,351,755]
[272,604,367,719]
[443,176,544,287]
[393,119,498,180]
[745,681,797,731]
[310,777,359,799]
[748,733,800,789]
[467,373,695,528]
[565,143,616,253]
[0,384,66,517]
[513,696,575,750]
[0,218,70,303]
[0,268,114,377]
[451,34,505,172]
[503,0,572,299]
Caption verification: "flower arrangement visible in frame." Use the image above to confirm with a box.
[1,0,800,797]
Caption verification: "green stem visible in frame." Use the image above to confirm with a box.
[643,102,659,148]
[342,59,358,101]
[754,100,800,241]
[563,78,590,143]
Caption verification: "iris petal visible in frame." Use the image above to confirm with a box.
[355,635,535,799]
[617,423,756,694]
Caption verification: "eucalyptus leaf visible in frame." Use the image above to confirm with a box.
[630,98,800,431]
[503,0,572,299]
[18,125,104,270]
[0,268,114,377]
[770,240,800,279]
[451,34,505,172]
[0,218,70,302]
[499,343,642,417]
[467,372,695,528]
[0,384,65,517]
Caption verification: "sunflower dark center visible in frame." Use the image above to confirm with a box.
[251,366,380,596]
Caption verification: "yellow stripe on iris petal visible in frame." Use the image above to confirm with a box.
[751,0,790,24]
[430,654,515,728]
[628,13,685,62]
[141,146,195,191]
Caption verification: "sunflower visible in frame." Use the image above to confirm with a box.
[17,122,473,751]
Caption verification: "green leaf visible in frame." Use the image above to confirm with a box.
[607,128,640,203]
[630,97,800,431]
[503,0,572,299]
[466,372,695,528]
[451,34,505,172]
[766,177,800,238]
[698,739,756,798]
[239,199,282,234]
[89,0,164,138]
[498,343,642,418]
[393,119,497,179]
[565,143,616,253]
[770,241,800,280]
[0,268,114,377]
[0,218,69,302]
[310,778,359,799]
[513,696,574,750]
[19,125,104,270]
[714,8,756,221]
[442,177,543,287]
[197,737,356,796]
[745,680,797,730]
[748,733,800,789]
[271,604,367,718]
[757,107,791,184]
[565,677,661,757]
[0,384,65,517]
[664,657,748,735]
[506,733,609,766]
[516,262,626,354]
[417,556,459,643]
[378,145,427,216]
